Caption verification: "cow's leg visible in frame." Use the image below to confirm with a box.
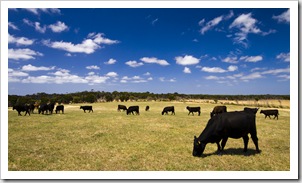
[18,111,22,116]
[198,111,200,116]
[216,141,221,154]
[221,137,228,151]
[84,110,86,113]
[251,134,260,153]
[268,115,271,119]
[243,135,249,152]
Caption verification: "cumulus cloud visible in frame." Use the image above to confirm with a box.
[175,55,200,65]
[48,21,69,33]
[104,58,117,65]
[106,72,118,77]
[125,60,144,68]
[240,55,263,62]
[8,48,43,60]
[183,67,191,74]
[23,19,46,33]
[140,57,169,66]
[276,52,290,62]
[86,65,100,70]
[43,33,119,54]
[273,9,290,23]
[262,68,290,75]
[8,33,34,46]
[222,56,238,64]
[159,77,176,82]
[120,75,148,83]
[22,64,55,71]
[201,65,237,73]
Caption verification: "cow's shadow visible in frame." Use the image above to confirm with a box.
[201,148,261,157]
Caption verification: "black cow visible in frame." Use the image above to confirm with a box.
[80,106,93,113]
[127,106,139,115]
[145,106,150,111]
[55,105,64,114]
[244,107,259,114]
[186,106,201,116]
[193,111,260,157]
[210,106,227,118]
[13,105,30,116]
[260,110,279,120]
[162,106,175,115]
[117,105,127,112]
[29,104,35,114]
[39,103,55,115]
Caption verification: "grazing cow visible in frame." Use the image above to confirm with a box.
[48,103,55,114]
[80,106,93,113]
[162,106,175,115]
[55,105,64,114]
[193,111,260,157]
[126,106,139,115]
[186,106,201,116]
[210,106,227,118]
[13,105,30,116]
[244,107,259,114]
[260,110,279,120]
[145,106,150,111]
[117,105,127,112]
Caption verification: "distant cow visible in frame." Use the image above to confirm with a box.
[80,106,93,113]
[29,104,35,114]
[117,105,127,112]
[244,107,259,114]
[193,111,260,157]
[145,106,150,111]
[38,104,51,114]
[13,105,30,116]
[210,106,227,118]
[186,106,201,116]
[260,109,279,120]
[162,106,175,115]
[127,106,139,115]
[55,105,64,114]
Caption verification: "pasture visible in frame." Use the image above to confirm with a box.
[8,101,290,171]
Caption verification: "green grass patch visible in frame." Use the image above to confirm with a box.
[8,101,290,171]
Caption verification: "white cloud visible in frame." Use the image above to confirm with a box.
[201,67,227,73]
[276,52,290,62]
[106,72,118,77]
[183,67,191,74]
[23,19,46,33]
[240,72,263,80]
[200,16,223,35]
[175,55,200,65]
[229,13,262,47]
[227,65,238,72]
[262,68,290,75]
[8,22,19,30]
[273,9,290,23]
[277,74,290,81]
[104,58,117,65]
[120,75,148,83]
[205,75,222,80]
[24,8,61,15]
[151,18,159,25]
[240,55,263,62]
[43,33,119,54]
[22,64,55,71]
[8,68,29,77]
[140,57,170,66]
[144,72,151,76]
[222,56,238,64]
[159,77,176,82]
[86,65,100,70]
[8,33,34,46]
[48,21,69,33]
[125,60,144,67]
[8,48,43,60]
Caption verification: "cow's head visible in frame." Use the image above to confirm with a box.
[192,136,206,157]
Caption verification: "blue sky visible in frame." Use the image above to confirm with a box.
[7,8,290,95]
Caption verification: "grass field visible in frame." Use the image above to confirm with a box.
[8,101,290,171]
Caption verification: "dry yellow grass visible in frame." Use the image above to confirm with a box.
[8,101,290,171]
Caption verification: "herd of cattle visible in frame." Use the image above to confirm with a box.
[11,103,281,156]
[12,103,279,120]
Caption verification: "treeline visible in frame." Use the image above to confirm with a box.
[8,91,290,107]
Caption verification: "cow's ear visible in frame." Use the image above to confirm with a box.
[194,136,197,139]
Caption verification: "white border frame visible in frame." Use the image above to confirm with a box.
[1,0,299,180]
